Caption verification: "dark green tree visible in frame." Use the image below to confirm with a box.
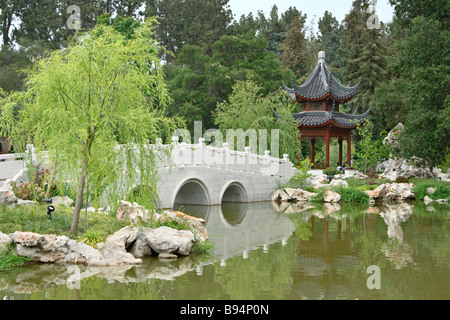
[279,15,309,79]
[165,31,294,131]
[340,0,388,113]
[317,11,344,71]
[144,0,233,61]
[375,16,449,169]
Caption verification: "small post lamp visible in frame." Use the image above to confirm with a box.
[47,206,55,220]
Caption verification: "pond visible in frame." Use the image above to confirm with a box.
[1,200,449,300]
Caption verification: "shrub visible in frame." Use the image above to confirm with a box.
[10,181,45,201]
[0,244,34,269]
[323,167,339,176]
[334,186,369,203]
[286,158,312,189]
[412,178,450,200]
[78,229,105,248]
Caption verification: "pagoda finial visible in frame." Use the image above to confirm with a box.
[318,51,326,64]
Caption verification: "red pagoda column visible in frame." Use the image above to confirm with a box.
[347,131,352,167]
[338,138,343,166]
[325,127,330,168]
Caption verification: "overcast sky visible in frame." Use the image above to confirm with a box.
[228,0,394,31]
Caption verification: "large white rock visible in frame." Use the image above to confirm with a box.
[323,190,341,203]
[146,226,195,256]
[0,189,18,205]
[116,200,153,225]
[51,196,74,207]
[0,231,11,257]
[329,179,349,188]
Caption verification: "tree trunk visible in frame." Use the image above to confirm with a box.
[70,155,88,233]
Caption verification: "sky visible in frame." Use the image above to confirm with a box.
[228,0,394,31]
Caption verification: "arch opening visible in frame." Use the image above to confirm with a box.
[221,182,248,203]
[173,179,211,210]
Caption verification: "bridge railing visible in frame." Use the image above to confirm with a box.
[2,140,296,182]
[164,137,296,178]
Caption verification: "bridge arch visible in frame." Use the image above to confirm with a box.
[220,181,249,203]
[173,178,212,208]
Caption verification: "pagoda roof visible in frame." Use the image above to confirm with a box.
[293,106,371,128]
[283,51,360,102]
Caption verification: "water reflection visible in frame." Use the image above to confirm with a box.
[178,202,296,262]
[1,200,450,300]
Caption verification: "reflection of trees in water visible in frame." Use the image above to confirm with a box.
[2,201,450,300]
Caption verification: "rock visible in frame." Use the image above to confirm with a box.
[158,252,178,260]
[146,226,195,256]
[64,240,107,266]
[365,184,387,200]
[127,228,153,258]
[11,232,70,263]
[323,190,341,203]
[423,196,434,205]
[384,192,398,202]
[100,227,143,266]
[16,199,38,206]
[0,232,11,257]
[51,196,74,207]
[324,202,341,214]
[387,183,415,200]
[272,188,315,203]
[116,200,153,225]
[329,179,349,188]
[436,199,448,204]
[0,189,18,205]
[426,187,437,195]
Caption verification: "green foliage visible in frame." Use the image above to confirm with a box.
[334,186,369,203]
[77,229,105,248]
[411,178,450,201]
[0,245,34,270]
[340,0,389,113]
[214,79,299,163]
[323,167,339,176]
[144,0,232,61]
[0,19,180,232]
[285,159,313,189]
[10,181,45,201]
[279,14,310,79]
[354,120,390,174]
[374,15,449,169]
[165,31,294,131]
[0,204,128,238]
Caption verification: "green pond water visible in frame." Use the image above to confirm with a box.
[1,201,449,300]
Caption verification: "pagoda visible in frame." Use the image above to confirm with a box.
[283,51,371,169]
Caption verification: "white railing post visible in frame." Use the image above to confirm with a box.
[198,138,205,167]
[244,147,251,172]
[283,154,290,178]
[223,142,229,170]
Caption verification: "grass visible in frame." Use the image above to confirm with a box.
[0,244,34,269]
[410,178,450,200]
[310,186,369,204]
[0,203,215,261]
[0,204,128,240]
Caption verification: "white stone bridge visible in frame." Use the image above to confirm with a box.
[1,139,297,209]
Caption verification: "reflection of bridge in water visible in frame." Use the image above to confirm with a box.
[178,202,296,265]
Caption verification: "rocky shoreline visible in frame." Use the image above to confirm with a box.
[0,194,210,266]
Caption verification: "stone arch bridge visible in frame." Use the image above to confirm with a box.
[0,139,297,209]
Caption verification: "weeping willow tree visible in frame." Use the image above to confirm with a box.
[0,18,181,233]
[214,79,300,163]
